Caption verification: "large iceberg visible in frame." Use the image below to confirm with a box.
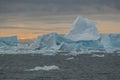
[30,16,104,51]
[0,35,17,47]
[65,16,100,41]
[30,16,120,52]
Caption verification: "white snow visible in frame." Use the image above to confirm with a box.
[65,16,100,41]
[25,65,59,71]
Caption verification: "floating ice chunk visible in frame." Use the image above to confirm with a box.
[65,16,100,41]
[92,54,105,57]
[25,65,59,71]
[66,57,74,60]
[40,50,57,56]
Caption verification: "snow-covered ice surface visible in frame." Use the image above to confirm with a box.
[25,65,59,71]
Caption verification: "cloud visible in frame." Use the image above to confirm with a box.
[0,0,120,16]
[0,25,36,30]
[0,24,69,31]
[0,26,23,29]
[0,0,120,19]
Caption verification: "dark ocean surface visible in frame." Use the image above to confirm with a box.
[0,53,120,80]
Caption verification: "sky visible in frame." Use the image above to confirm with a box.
[0,0,120,39]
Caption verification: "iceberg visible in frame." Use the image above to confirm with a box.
[30,16,103,51]
[66,57,74,60]
[30,16,119,52]
[65,16,100,41]
[92,54,105,57]
[0,35,17,47]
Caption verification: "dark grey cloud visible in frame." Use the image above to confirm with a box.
[0,0,120,30]
[0,0,120,15]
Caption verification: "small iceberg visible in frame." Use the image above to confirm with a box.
[92,54,105,57]
[66,57,74,60]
